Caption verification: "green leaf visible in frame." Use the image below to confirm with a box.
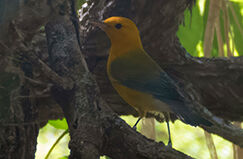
[211,33,219,57]
[228,2,243,55]
[58,156,68,159]
[177,2,205,56]
[48,118,68,130]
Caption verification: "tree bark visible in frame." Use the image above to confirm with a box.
[0,0,243,158]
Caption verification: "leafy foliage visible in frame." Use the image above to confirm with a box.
[58,157,68,159]
[177,3,205,56]
[48,118,68,130]
[177,0,243,57]
[229,2,243,55]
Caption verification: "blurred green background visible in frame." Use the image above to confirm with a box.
[36,117,241,159]
[35,0,243,158]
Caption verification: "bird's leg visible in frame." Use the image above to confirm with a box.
[166,120,172,147]
[132,117,142,130]
[164,113,172,147]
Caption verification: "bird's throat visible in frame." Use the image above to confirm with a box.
[109,39,143,59]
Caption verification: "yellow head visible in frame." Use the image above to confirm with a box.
[94,17,143,52]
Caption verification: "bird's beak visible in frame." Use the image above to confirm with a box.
[90,21,109,31]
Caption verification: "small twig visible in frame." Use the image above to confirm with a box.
[24,49,74,90]
[215,16,224,57]
[204,131,218,159]
[37,59,74,89]
[222,0,233,56]
[23,76,50,87]
[203,0,220,57]
[0,41,9,50]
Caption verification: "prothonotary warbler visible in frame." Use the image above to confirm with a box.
[92,16,212,146]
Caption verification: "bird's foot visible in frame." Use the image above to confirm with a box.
[132,117,141,131]
[167,140,172,148]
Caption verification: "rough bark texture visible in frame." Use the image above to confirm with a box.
[0,0,243,158]
[0,0,65,158]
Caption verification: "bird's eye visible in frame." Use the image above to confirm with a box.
[115,23,122,29]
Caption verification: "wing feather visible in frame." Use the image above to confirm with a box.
[110,49,183,103]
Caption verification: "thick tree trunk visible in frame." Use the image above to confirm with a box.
[0,0,243,158]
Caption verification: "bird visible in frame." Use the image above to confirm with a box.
[92,16,212,146]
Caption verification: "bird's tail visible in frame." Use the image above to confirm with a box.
[174,104,212,127]
[161,99,212,127]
